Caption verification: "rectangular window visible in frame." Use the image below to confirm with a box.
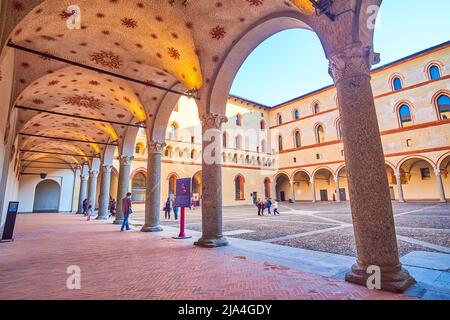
[406,139,412,147]
[341,150,344,157]
[420,168,431,180]
[191,136,195,143]
[316,154,320,160]
[293,157,297,163]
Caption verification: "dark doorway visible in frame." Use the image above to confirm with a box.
[339,188,347,201]
[252,192,257,204]
[320,190,328,201]
[280,191,286,202]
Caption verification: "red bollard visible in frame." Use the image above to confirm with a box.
[173,207,192,239]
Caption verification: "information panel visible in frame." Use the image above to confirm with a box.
[174,178,191,208]
[1,201,19,242]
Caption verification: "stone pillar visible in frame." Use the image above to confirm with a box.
[114,155,133,224]
[291,180,296,202]
[335,176,341,203]
[97,165,112,220]
[141,141,164,232]
[310,178,316,203]
[434,168,447,203]
[87,170,99,211]
[395,169,405,203]
[194,113,228,248]
[328,44,414,292]
[77,174,89,214]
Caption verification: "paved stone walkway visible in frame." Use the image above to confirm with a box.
[0,213,411,300]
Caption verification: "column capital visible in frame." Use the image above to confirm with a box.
[334,176,339,183]
[102,164,113,173]
[147,141,165,154]
[119,155,134,166]
[394,168,402,177]
[434,167,442,176]
[200,113,228,130]
[80,174,89,181]
[89,170,99,178]
[328,44,372,84]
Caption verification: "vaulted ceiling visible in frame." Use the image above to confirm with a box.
[0,0,350,169]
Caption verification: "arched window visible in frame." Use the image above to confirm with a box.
[223,132,227,148]
[260,120,266,130]
[135,142,144,155]
[131,172,146,202]
[236,113,242,126]
[398,104,413,127]
[337,120,343,140]
[437,94,450,120]
[190,149,196,160]
[293,130,301,148]
[314,104,320,115]
[278,135,283,151]
[392,77,403,91]
[315,125,325,144]
[277,114,283,125]
[168,174,177,196]
[233,154,238,163]
[293,109,300,120]
[235,135,242,150]
[235,175,245,200]
[168,122,178,140]
[164,146,173,158]
[261,139,266,153]
[429,65,441,80]
[264,178,271,198]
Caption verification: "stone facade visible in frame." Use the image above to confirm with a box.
[116,42,450,208]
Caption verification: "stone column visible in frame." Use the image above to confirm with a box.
[395,169,405,203]
[141,141,164,232]
[329,44,414,292]
[335,176,341,203]
[194,113,228,248]
[114,155,134,224]
[87,170,99,211]
[77,174,89,214]
[310,178,316,203]
[97,165,112,220]
[291,180,296,202]
[434,168,447,203]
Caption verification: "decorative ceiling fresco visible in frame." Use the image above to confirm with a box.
[1,0,324,168]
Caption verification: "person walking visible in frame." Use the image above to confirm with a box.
[273,200,280,216]
[86,204,93,221]
[173,206,179,221]
[109,198,116,217]
[266,198,272,216]
[164,198,171,221]
[82,198,88,216]
[256,198,263,216]
[120,192,132,232]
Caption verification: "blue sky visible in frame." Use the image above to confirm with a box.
[230,0,450,107]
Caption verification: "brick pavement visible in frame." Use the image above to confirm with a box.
[0,213,412,300]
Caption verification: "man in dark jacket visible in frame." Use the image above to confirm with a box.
[120,192,132,231]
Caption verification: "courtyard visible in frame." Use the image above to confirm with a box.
[133,202,450,258]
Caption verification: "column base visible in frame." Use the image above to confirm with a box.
[96,215,109,220]
[141,225,163,232]
[194,236,228,248]
[345,262,416,293]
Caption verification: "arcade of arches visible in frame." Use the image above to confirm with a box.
[3,0,448,293]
